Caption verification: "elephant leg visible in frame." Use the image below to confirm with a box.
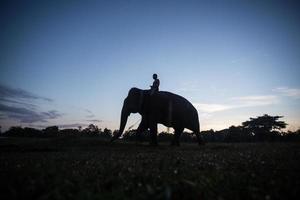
[149,122,158,146]
[136,118,148,142]
[172,127,184,146]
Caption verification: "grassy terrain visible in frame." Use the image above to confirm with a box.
[0,137,299,200]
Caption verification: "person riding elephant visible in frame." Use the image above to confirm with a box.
[150,73,160,95]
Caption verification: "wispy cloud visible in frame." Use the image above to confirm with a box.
[273,87,300,99]
[0,103,62,123]
[194,95,278,113]
[87,119,102,123]
[0,84,52,102]
[230,95,278,106]
[85,109,95,118]
[0,84,62,123]
[31,123,89,129]
[0,97,37,109]
[194,103,232,113]
[58,123,88,129]
[0,104,62,123]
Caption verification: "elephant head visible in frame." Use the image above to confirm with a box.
[110,88,144,142]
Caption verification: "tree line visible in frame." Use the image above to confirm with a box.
[1,114,300,142]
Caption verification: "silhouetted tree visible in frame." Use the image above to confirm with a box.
[103,128,111,136]
[60,129,80,136]
[158,132,173,142]
[88,124,99,133]
[99,128,112,139]
[181,131,197,142]
[23,127,42,137]
[201,129,214,139]
[242,114,287,141]
[122,129,132,141]
[43,126,59,137]
[4,126,24,137]
[225,126,240,142]
[123,129,149,141]
[81,124,99,136]
[225,126,252,142]
[281,129,300,142]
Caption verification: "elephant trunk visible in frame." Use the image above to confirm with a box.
[118,107,129,137]
[110,100,129,142]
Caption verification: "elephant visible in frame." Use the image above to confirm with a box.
[110,87,203,146]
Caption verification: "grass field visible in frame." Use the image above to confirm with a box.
[0,137,299,200]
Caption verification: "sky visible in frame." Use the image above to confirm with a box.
[0,0,300,132]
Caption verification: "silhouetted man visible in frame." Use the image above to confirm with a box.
[150,73,160,95]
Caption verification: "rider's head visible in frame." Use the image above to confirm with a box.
[153,73,158,79]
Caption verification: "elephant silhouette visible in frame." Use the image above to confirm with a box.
[111,87,204,146]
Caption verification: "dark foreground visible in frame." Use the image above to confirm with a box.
[0,137,299,200]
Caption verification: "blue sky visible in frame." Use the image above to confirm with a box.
[0,0,300,131]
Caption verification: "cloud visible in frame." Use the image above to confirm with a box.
[87,119,102,123]
[85,109,95,118]
[194,95,278,113]
[0,97,37,109]
[57,123,88,129]
[0,84,61,123]
[0,84,53,102]
[194,103,232,113]
[30,123,89,129]
[230,95,278,106]
[85,109,92,114]
[272,87,300,99]
[0,103,62,123]
[40,110,62,120]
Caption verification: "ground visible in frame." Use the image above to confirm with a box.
[0,137,299,200]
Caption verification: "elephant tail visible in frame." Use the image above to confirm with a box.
[193,112,204,145]
[193,122,204,145]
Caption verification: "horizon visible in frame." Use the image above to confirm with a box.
[0,113,293,133]
[1,0,300,132]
